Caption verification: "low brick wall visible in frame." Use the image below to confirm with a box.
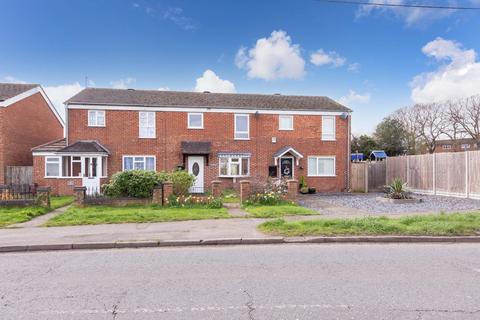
[84,197,152,207]
[0,199,36,207]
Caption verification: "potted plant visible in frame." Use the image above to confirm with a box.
[308,187,316,194]
[300,186,309,194]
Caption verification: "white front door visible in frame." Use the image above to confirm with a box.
[82,156,101,195]
[188,156,204,193]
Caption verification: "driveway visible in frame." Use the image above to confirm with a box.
[299,192,480,218]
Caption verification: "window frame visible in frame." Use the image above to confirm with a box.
[187,112,204,129]
[279,115,294,131]
[321,115,336,141]
[138,111,156,139]
[234,114,250,140]
[122,155,156,172]
[218,156,250,178]
[88,110,106,127]
[45,156,62,177]
[307,156,336,177]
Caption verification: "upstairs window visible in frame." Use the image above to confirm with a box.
[188,113,204,129]
[442,144,452,150]
[322,116,335,141]
[279,115,293,130]
[234,114,249,140]
[139,112,156,138]
[88,110,105,127]
[123,156,156,171]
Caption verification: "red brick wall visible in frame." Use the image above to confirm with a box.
[1,92,64,184]
[61,109,349,193]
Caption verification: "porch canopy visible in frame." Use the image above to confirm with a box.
[181,141,212,166]
[273,146,304,165]
[57,140,110,154]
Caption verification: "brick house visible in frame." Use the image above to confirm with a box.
[32,88,352,195]
[0,83,64,184]
[434,138,478,153]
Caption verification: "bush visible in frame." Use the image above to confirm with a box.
[103,170,162,198]
[169,169,195,196]
[167,194,223,209]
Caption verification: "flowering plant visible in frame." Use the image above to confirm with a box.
[167,194,223,209]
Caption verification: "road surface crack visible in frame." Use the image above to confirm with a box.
[243,290,255,320]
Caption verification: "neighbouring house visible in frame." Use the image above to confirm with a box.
[0,83,64,184]
[369,150,387,161]
[32,88,352,195]
[435,138,478,153]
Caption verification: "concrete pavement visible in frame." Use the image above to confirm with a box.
[1,243,480,319]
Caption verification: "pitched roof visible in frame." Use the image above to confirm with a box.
[66,88,351,113]
[31,138,67,152]
[181,141,211,154]
[0,83,38,101]
[58,140,110,154]
[273,146,304,159]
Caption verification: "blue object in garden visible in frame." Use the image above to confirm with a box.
[369,150,388,161]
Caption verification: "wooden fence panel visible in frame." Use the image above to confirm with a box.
[408,154,433,191]
[435,153,466,195]
[367,161,386,191]
[5,166,33,185]
[468,151,480,197]
[386,156,407,184]
[351,162,366,192]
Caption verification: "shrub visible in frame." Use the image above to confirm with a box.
[167,194,223,209]
[169,169,195,196]
[103,170,162,198]
[385,178,411,199]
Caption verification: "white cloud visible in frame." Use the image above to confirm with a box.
[110,77,136,89]
[235,30,305,80]
[158,87,170,91]
[310,49,346,67]
[44,82,84,120]
[338,90,371,106]
[356,0,453,26]
[348,62,361,73]
[194,69,236,93]
[411,37,480,103]
[2,75,27,84]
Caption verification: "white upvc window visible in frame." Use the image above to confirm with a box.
[45,156,61,177]
[279,115,293,130]
[188,113,204,129]
[234,114,249,140]
[307,156,336,177]
[139,111,156,138]
[321,116,335,141]
[442,144,452,149]
[123,156,156,171]
[461,144,471,149]
[219,156,250,177]
[88,110,106,127]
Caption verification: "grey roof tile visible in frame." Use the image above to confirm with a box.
[0,83,38,101]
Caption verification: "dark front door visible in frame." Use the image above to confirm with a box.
[280,158,293,178]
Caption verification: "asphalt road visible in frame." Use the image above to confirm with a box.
[1,244,480,320]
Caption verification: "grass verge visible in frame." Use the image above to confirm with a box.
[45,205,230,226]
[259,212,480,236]
[243,204,318,218]
[0,196,75,227]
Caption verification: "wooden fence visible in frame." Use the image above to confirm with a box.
[5,166,33,185]
[386,151,480,199]
[351,161,386,192]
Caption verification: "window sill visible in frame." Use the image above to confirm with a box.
[321,138,336,141]
[279,128,294,131]
[219,175,250,178]
[234,138,250,141]
[188,127,204,130]
[307,175,337,177]
[138,137,156,139]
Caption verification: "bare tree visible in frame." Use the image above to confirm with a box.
[413,103,448,154]
[451,95,480,148]
[392,106,418,154]
[442,99,467,149]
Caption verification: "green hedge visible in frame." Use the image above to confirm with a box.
[103,170,194,198]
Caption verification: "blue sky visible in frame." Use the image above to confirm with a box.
[1,0,480,133]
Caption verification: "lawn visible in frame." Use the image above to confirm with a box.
[0,196,75,227]
[221,189,240,203]
[45,205,230,226]
[259,212,480,236]
[243,204,318,218]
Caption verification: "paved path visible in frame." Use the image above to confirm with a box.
[0,218,268,246]
[7,205,71,228]
[223,202,249,217]
[1,243,480,319]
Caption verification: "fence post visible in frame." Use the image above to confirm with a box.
[432,153,436,195]
[286,179,298,202]
[466,151,470,198]
[36,186,51,208]
[364,162,368,193]
[211,180,222,198]
[240,180,251,203]
[162,181,173,206]
[152,185,163,205]
[74,186,86,207]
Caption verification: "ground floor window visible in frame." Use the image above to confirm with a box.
[123,156,155,171]
[219,155,249,177]
[45,156,107,177]
[308,156,336,177]
[45,157,61,177]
